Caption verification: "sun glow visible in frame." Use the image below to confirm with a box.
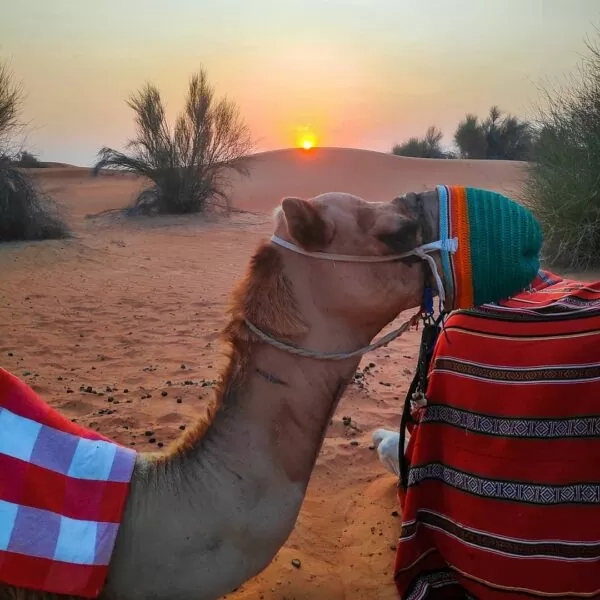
[296,126,317,150]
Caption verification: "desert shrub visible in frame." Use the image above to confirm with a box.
[0,62,68,242]
[0,155,68,241]
[94,67,253,215]
[392,126,447,158]
[0,64,20,149]
[524,34,600,270]
[454,106,534,160]
[14,150,45,168]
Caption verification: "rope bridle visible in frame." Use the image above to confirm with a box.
[243,195,444,361]
[243,313,422,361]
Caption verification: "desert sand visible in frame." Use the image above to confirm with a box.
[1,148,531,599]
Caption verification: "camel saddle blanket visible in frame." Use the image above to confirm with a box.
[0,368,136,598]
[394,270,600,598]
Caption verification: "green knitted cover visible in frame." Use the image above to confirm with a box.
[438,185,543,310]
[468,187,542,306]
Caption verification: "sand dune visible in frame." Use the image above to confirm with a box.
[3,148,530,599]
[230,147,529,211]
[30,146,529,222]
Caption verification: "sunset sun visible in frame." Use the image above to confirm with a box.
[295,126,317,150]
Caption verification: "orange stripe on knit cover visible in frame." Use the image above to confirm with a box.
[450,186,474,308]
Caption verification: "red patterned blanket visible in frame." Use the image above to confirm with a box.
[394,271,600,598]
[0,368,136,597]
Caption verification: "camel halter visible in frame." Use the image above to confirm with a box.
[242,235,457,361]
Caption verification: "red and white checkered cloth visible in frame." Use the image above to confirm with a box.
[0,368,136,597]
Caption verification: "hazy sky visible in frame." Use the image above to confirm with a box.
[2,0,599,165]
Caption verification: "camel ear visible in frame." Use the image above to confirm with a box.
[281,197,334,250]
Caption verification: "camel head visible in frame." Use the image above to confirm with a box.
[271,191,439,336]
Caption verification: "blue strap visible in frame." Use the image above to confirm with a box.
[423,286,434,316]
[436,185,454,306]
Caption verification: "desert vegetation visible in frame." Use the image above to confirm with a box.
[453,106,535,160]
[391,126,450,159]
[93,67,254,216]
[12,150,46,168]
[524,34,600,270]
[392,106,534,161]
[0,61,68,242]
[390,31,600,271]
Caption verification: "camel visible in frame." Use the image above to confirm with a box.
[2,190,443,600]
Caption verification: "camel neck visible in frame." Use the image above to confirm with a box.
[198,343,359,485]
[104,341,360,600]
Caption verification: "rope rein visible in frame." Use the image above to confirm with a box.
[243,312,422,361]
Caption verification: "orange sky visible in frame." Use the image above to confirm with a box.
[1,0,599,165]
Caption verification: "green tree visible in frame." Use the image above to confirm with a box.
[454,107,534,160]
[454,114,486,159]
